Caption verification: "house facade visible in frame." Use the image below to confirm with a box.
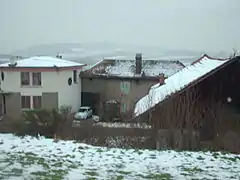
[80,54,185,119]
[81,77,159,114]
[0,56,85,120]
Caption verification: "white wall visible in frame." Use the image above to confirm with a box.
[0,70,82,112]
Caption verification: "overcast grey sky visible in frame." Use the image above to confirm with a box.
[0,0,239,54]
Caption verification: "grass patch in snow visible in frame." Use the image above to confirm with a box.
[137,173,173,179]
[0,152,70,179]
[181,166,204,176]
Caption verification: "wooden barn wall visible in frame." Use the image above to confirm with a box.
[147,59,240,140]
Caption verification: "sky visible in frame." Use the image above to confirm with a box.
[0,0,239,54]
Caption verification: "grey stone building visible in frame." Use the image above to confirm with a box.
[80,54,185,119]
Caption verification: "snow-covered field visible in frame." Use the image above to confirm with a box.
[0,134,239,180]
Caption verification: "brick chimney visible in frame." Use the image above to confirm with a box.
[158,73,165,85]
[135,53,142,74]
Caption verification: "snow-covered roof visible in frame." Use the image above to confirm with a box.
[134,55,230,117]
[0,56,84,68]
[81,59,185,78]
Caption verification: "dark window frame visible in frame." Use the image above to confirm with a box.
[73,70,77,84]
[32,96,42,109]
[21,96,31,109]
[21,72,30,86]
[32,72,42,86]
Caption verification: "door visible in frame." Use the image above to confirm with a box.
[81,92,100,114]
[0,94,6,115]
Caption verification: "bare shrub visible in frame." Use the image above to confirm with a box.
[229,48,238,59]
[16,108,69,138]
[59,105,72,118]
[120,109,135,122]
[101,100,120,122]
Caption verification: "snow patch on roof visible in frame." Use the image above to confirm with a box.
[0,56,84,68]
[81,59,105,72]
[105,60,184,77]
[85,59,184,78]
[134,55,230,117]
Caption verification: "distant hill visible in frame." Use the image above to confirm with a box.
[11,42,231,65]
[0,54,15,63]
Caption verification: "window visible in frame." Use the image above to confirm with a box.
[32,72,41,86]
[120,81,130,95]
[21,72,30,86]
[1,71,4,81]
[33,96,42,109]
[73,70,77,83]
[21,96,31,109]
[78,108,87,112]
[121,102,128,113]
[68,77,72,86]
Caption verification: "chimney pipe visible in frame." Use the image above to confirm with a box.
[135,53,142,74]
[8,57,17,67]
[56,54,62,59]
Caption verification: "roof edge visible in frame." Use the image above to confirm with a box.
[0,65,86,71]
[80,73,161,80]
[191,54,229,65]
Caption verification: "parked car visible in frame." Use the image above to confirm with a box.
[74,106,93,120]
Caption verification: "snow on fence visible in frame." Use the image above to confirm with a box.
[93,122,152,129]
[68,125,155,149]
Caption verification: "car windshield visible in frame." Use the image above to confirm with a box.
[78,108,87,112]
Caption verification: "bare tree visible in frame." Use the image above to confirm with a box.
[229,48,239,59]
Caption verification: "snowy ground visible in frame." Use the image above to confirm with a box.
[0,134,239,180]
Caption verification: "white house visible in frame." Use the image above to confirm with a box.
[0,56,85,119]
